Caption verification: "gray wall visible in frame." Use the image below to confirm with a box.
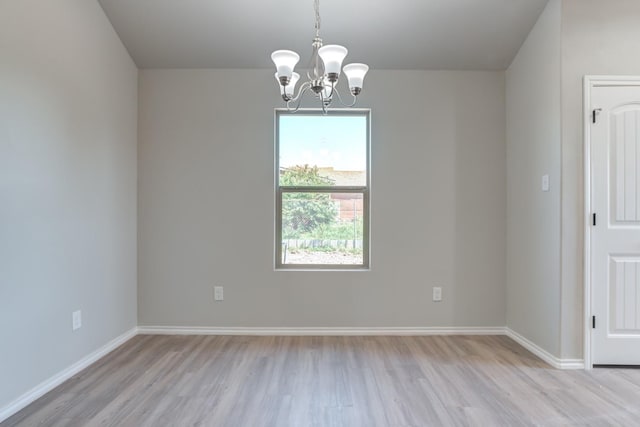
[505,0,562,356]
[0,0,138,409]
[560,0,640,359]
[506,0,640,360]
[138,69,506,328]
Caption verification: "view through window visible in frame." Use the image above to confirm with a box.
[276,110,370,269]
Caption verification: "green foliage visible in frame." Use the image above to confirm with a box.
[302,218,364,240]
[280,164,334,187]
[281,165,336,238]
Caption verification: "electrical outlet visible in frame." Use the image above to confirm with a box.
[72,310,82,331]
[432,287,442,302]
[214,286,224,301]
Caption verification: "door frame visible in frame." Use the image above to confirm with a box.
[583,75,640,369]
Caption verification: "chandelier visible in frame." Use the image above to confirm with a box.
[271,0,369,113]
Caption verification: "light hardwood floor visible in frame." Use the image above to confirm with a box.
[3,335,640,426]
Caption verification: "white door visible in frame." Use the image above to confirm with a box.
[591,83,640,365]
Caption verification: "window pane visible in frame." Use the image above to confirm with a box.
[279,115,367,187]
[281,192,364,265]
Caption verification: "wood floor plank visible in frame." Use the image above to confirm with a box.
[3,335,640,426]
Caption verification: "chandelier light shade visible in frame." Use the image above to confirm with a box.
[321,83,333,100]
[276,72,300,98]
[317,45,348,79]
[271,0,369,112]
[271,50,300,84]
[343,63,369,95]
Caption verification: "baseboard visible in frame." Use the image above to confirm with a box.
[137,325,507,336]
[137,326,584,369]
[505,328,584,370]
[0,327,138,424]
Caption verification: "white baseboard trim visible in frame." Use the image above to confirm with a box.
[505,328,584,370]
[137,325,507,336]
[0,327,138,424]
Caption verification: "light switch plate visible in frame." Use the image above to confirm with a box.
[72,310,82,331]
[542,174,550,192]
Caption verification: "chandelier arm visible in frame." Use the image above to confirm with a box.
[287,81,313,104]
[327,81,336,99]
[286,83,312,113]
[334,86,358,107]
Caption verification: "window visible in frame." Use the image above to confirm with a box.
[275,109,370,269]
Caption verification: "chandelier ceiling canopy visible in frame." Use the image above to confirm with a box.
[271,0,369,113]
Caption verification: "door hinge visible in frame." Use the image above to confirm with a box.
[592,315,596,329]
[592,213,596,226]
[592,108,602,123]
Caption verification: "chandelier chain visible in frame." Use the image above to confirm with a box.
[314,0,321,37]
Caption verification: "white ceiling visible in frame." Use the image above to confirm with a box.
[98,0,548,70]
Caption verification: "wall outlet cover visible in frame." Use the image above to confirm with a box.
[214,286,224,301]
[433,287,442,302]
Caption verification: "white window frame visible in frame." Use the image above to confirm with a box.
[275,108,371,270]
